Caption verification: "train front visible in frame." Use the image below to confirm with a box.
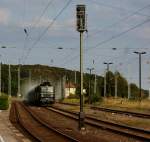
[39,82,55,104]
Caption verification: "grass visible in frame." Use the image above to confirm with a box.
[99,97,150,112]
[0,93,9,110]
[62,97,150,112]
[63,98,79,104]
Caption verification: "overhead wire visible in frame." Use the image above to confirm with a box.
[87,0,150,18]
[29,0,54,32]
[59,16,150,68]
[21,0,54,63]
[87,2,150,38]
[23,0,72,64]
[20,0,28,64]
[89,18,150,51]
[56,2,150,67]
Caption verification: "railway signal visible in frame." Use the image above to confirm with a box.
[76,4,87,130]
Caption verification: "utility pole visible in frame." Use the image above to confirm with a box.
[17,59,21,97]
[133,51,146,102]
[128,82,131,99]
[104,69,107,97]
[74,70,77,85]
[115,71,118,99]
[0,62,1,96]
[149,88,150,100]
[76,4,87,130]
[87,68,94,103]
[127,64,131,99]
[39,75,42,84]
[103,62,113,97]
[29,70,31,87]
[87,67,94,104]
[8,64,11,96]
[94,74,97,95]
[0,55,2,96]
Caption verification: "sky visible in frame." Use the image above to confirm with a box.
[0,0,150,89]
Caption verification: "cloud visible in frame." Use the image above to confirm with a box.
[0,8,10,25]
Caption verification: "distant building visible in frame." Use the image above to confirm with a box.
[65,83,76,98]
[65,83,86,98]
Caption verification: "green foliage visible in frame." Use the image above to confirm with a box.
[0,94,9,110]
[130,83,139,100]
[63,98,79,103]
[67,93,78,99]
[116,72,128,98]
[91,93,103,103]
[1,63,146,100]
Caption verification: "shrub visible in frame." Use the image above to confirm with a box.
[91,93,103,104]
[0,95,9,110]
[67,93,77,99]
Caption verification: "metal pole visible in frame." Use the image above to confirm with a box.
[8,64,11,96]
[29,70,31,87]
[107,63,109,97]
[74,70,77,85]
[104,69,106,97]
[128,82,131,99]
[18,65,21,97]
[39,75,42,84]
[79,31,85,129]
[0,62,1,96]
[128,64,131,99]
[115,72,117,99]
[139,54,141,102]
[80,32,83,112]
[149,88,150,100]
[68,75,70,96]
[134,51,146,102]
[89,69,91,104]
[94,74,97,95]
[87,68,94,104]
[107,63,109,71]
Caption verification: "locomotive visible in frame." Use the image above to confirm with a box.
[26,81,55,106]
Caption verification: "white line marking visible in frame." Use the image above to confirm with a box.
[0,136,5,142]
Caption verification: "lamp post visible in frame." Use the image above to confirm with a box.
[103,62,113,97]
[0,57,1,96]
[0,46,16,96]
[87,67,94,104]
[133,51,146,102]
[115,71,118,99]
[127,64,131,99]
[76,4,87,130]
[17,58,21,97]
[8,64,11,96]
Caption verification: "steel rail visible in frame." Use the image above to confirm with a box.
[47,106,150,141]
[13,102,79,142]
[58,102,150,119]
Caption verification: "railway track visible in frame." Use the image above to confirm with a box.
[47,106,150,141]
[10,102,79,142]
[59,102,150,119]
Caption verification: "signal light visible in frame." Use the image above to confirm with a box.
[76,5,87,32]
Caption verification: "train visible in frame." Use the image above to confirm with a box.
[26,81,55,106]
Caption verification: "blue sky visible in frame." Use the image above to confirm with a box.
[1,0,150,89]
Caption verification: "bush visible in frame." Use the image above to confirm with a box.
[67,93,78,99]
[0,95,9,110]
[91,93,103,104]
